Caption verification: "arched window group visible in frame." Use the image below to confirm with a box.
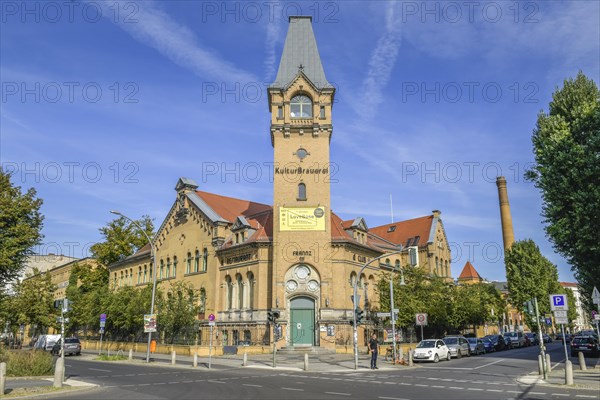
[290,95,312,118]
[224,272,256,310]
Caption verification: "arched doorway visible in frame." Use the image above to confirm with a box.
[290,296,315,346]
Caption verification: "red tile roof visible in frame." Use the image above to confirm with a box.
[560,282,578,288]
[458,261,482,281]
[195,190,271,222]
[369,216,433,247]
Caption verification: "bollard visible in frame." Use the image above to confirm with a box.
[408,350,413,367]
[54,358,64,388]
[129,349,133,361]
[538,354,544,375]
[398,346,404,364]
[546,353,552,373]
[194,353,198,368]
[0,362,6,395]
[565,360,574,385]
[578,352,587,370]
[304,353,309,371]
[171,351,176,365]
[242,352,247,367]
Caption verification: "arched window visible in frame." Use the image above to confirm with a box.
[203,248,208,272]
[159,259,164,280]
[225,276,232,310]
[350,272,357,288]
[186,252,192,274]
[120,271,124,287]
[236,274,244,309]
[194,250,200,272]
[247,272,255,309]
[298,183,306,200]
[435,257,439,275]
[166,257,171,277]
[173,256,178,277]
[395,260,400,269]
[290,95,312,118]
[138,267,142,284]
[199,288,206,313]
[129,268,133,285]
[143,265,148,283]
[385,259,390,267]
[360,274,367,307]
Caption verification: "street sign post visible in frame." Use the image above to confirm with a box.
[549,294,568,311]
[416,313,427,341]
[99,313,107,355]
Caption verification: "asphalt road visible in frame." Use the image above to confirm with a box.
[51,342,598,400]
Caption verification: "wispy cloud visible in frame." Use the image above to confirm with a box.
[263,19,282,82]
[355,2,403,121]
[99,1,257,83]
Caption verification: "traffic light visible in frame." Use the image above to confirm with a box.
[355,308,365,325]
[267,310,280,324]
[523,301,534,315]
[267,310,274,323]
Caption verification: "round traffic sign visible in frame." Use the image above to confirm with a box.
[208,313,215,321]
[417,314,425,322]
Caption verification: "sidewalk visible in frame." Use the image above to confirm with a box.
[518,358,600,391]
[82,348,411,372]
[3,376,96,397]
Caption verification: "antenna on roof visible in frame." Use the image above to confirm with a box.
[390,194,394,223]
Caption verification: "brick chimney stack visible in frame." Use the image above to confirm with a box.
[496,176,515,251]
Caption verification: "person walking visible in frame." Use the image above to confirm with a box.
[369,333,379,369]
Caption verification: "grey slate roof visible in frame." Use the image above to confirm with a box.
[186,192,228,224]
[270,16,333,90]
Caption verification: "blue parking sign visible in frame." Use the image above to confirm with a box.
[549,294,568,311]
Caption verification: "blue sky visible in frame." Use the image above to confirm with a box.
[1,0,599,283]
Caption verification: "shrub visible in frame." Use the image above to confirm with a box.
[0,349,54,376]
[96,354,127,361]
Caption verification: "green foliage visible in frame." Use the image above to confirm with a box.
[90,215,154,266]
[505,239,564,330]
[377,268,503,333]
[96,354,127,361]
[0,170,44,284]
[526,72,600,311]
[8,269,57,334]
[157,281,199,343]
[64,262,109,335]
[105,285,154,340]
[0,349,54,377]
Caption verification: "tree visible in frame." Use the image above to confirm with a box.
[505,239,564,330]
[0,170,44,284]
[90,215,154,266]
[526,72,600,311]
[448,283,504,332]
[10,268,57,336]
[157,281,199,344]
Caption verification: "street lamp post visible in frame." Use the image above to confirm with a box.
[389,261,406,364]
[353,249,403,370]
[110,210,157,363]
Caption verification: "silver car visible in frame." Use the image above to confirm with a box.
[443,336,470,358]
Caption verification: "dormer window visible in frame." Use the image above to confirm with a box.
[290,95,312,118]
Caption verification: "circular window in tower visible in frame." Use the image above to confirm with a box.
[295,265,310,280]
[307,280,319,291]
[286,280,298,291]
[295,148,309,161]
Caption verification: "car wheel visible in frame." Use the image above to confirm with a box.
[457,350,462,359]
[447,352,451,361]
[77,352,81,356]
[434,354,440,363]
[467,349,471,357]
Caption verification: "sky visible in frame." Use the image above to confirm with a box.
[1,0,599,284]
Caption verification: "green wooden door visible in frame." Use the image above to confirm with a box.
[290,297,315,346]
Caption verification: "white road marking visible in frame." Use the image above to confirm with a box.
[243,384,263,387]
[467,388,484,391]
[281,387,304,391]
[486,389,503,392]
[414,384,428,387]
[383,382,396,384]
[551,394,570,397]
[325,392,351,396]
[449,387,464,390]
[431,385,445,388]
[529,392,545,395]
[379,397,409,400]
[207,380,225,384]
[473,359,505,369]
[89,368,112,372]
[575,395,598,398]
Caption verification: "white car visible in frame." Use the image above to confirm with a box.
[413,339,451,363]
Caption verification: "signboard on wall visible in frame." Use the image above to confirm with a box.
[279,207,326,231]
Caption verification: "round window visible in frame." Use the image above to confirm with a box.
[286,280,298,291]
[307,280,319,291]
[295,265,310,280]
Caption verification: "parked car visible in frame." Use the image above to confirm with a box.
[556,333,573,344]
[51,337,81,356]
[504,332,526,348]
[33,334,61,352]
[525,332,539,346]
[570,336,600,357]
[482,338,496,353]
[467,338,485,355]
[542,334,553,343]
[443,336,471,358]
[413,339,451,363]
[484,334,506,351]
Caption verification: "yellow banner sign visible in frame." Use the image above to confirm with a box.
[279,207,326,231]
